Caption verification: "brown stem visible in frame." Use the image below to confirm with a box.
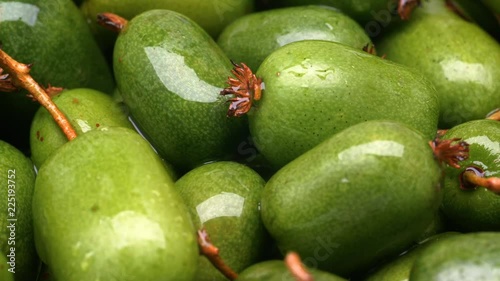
[486,108,500,121]
[398,0,422,20]
[0,49,77,140]
[462,168,500,193]
[429,137,469,169]
[197,228,238,281]
[285,252,314,281]
[96,13,129,33]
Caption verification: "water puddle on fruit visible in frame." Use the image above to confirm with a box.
[283,59,337,81]
[0,2,39,26]
[144,46,222,103]
[196,192,244,224]
[337,140,405,161]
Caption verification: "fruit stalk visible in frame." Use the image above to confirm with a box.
[285,252,314,281]
[197,228,238,280]
[96,13,129,32]
[462,169,500,193]
[0,48,77,140]
[486,108,500,121]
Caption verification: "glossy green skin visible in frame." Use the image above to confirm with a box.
[270,0,394,22]
[30,88,133,168]
[32,127,198,281]
[409,232,500,281]
[261,120,442,277]
[114,10,247,172]
[236,260,346,281]
[377,0,500,129]
[81,0,254,53]
[251,40,439,169]
[363,232,460,281]
[0,255,14,281]
[217,5,373,71]
[0,0,115,151]
[440,119,500,231]
[0,140,38,281]
[175,161,267,281]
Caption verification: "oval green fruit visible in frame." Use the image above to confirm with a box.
[261,120,442,277]
[409,232,500,281]
[0,140,38,281]
[440,119,500,231]
[32,127,198,281]
[236,259,346,281]
[114,9,247,172]
[30,88,133,168]
[251,40,439,169]
[217,5,373,71]
[175,161,267,281]
[376,0,500,128]
[0,0,114,150]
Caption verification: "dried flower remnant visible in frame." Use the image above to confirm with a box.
[429,137,470,169]
[220,62,263,117]
[0,67,17,92]
[197,228,238,281]
[398,0,422,20]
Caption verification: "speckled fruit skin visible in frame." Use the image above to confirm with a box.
[30,88,133,168]
[0,0,115,151]
[175,161,267,281]
[32,127,198,281]
[376,0,500,129]
[236,260,346,281]
[440,119,500,231]
[270,0,393,23]
[250,40,439,169]
[0,140,38,281]
[217,5,373,71]
[113,9,247,172]
[409,232,500,280]
[261,120,442,278]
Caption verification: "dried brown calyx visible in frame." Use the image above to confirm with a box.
[362,43,387,59]
[285,252,314,281]
[460,166,500,193]
[220,61,263,117]
[0,48,76,140]
[96,12,129,33]
[429,137,470,169]
[197,228,238,281]
[398,0,422,20]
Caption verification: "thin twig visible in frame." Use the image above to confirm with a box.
[197,228,238,281]
[0,48,77,140]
